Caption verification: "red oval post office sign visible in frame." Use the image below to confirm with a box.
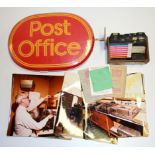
[9,13,94,71]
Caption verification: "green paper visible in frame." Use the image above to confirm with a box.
[89,67,112,92]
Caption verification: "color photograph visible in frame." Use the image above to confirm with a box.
[7,74,64,137]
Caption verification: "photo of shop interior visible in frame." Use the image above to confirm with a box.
[87,98,147,138]
[7,74,64,137]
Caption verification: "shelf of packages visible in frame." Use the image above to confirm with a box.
[90,110,143,136]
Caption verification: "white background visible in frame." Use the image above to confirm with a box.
[0,7,155,147]
[0,0,155,7]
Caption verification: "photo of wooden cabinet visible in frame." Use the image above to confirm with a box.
[90,111,114,135]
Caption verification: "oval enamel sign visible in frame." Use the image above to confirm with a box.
[9,13,94,71]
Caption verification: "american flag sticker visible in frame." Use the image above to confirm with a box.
[109,43,132,58]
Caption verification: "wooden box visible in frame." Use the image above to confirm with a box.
[109,105,140,120]
[95,102,116,114]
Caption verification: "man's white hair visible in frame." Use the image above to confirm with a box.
[16,95,25,104]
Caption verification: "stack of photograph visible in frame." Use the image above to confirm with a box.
[7,65,149,144]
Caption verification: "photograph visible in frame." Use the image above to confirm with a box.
[7,74,64,137]
[55,91,85,139]
[87,97,148,138]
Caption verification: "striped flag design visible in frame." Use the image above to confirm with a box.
[109,43,132,58]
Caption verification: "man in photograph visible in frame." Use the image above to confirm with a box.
[14,94,53,137]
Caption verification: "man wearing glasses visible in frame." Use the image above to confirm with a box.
[14,94,53,136]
